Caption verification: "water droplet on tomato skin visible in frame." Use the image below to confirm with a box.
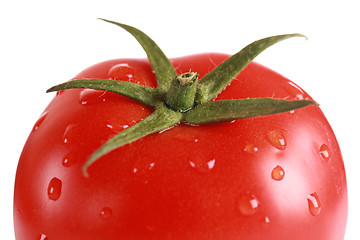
[244,144,258,153]
[267,130,286,150]
[79,89,107,105]
[262,216,271,225]
[100,207,112,219]
[106,122,130,133]
[32,112,48,132]
[271,165,285,181]
[108,63,138,83]
[288,82,307,101]
[189,158,216,172]
[307,192,321,216]
[37,234,48,240]
[63,124,79,144]
[133,162,155,174]
[295,94,304,100]
[48,177,62,201]
[62,151,77,167]
[237,193,260,216]
[319,144,331,161]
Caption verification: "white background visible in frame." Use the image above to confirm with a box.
[1,0,359,239]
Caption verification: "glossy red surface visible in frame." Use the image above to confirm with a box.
[14,53,347,239]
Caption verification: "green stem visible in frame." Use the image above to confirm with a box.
[164,72,198,112]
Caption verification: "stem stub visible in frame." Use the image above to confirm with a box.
[165,72,198,112]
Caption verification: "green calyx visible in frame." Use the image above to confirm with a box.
[47,18,316,177]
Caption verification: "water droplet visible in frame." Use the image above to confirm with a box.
[32,112,48,132]
[189,158,216,172]
[79,89,107,105]
[244,144,258,153]
[63,124,79,144]
[288,82,305,100]
[319,144,331,161]
[62,151,77,167]
[267,130,286,150]
[295,94,304,100]
[271,165,285,181]
[100,207,112,219]
[37,234,48,240]
[261,216,271,226]
[133,162,155,174]
[108,63,139,83]
[237,193,259,216]
[307,192,321,216]
[106,118,132,133]
[48,177,62,201]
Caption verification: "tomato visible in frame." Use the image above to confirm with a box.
[14,20,347,240]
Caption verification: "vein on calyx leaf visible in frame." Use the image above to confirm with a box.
[47,18,316,177]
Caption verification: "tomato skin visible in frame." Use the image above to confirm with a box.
[14,53,347,240]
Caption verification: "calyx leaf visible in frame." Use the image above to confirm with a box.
[99,18,176,92]
[47,19,314,176]
[183,98,318,124]
[47,78,160,107]
[195,33,306,104]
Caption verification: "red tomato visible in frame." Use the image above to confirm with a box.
[14,53,347,239]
